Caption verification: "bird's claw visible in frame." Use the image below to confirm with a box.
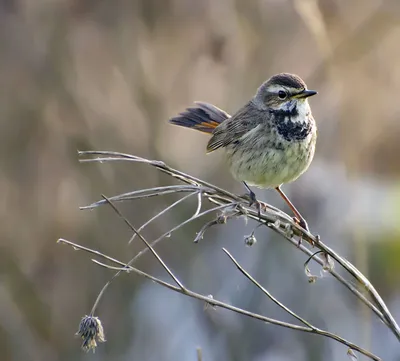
[294,217,309,232]
[246,190,257,206]
[293,217,320,246]
[242,191,265,218]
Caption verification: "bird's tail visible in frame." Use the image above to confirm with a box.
[169,101,230,134]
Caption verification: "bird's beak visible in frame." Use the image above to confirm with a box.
[295,89,318,99]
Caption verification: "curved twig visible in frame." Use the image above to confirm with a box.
[58,238,382,360]
[58,150,400,359]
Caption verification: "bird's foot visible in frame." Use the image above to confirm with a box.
[294,217,309,232]
[293,217,319,247]
[242,190,265,218]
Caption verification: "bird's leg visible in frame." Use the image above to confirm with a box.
[242,181,263,217]
[275,186,309,231]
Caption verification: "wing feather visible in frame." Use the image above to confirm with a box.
[206,102,256,152]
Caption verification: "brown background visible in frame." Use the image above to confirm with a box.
[1,0,400,360]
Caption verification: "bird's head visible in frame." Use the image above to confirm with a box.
[252,73,317,114]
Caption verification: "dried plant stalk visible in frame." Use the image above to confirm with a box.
[57,150,400,360]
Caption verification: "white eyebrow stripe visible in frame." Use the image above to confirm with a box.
[267,85,303,93]
[267,85,284,93]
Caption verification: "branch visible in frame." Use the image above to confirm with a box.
[78,150,400,341]
[57,150,400,359]
[222,248,316,329]
[100,194,185,290]
[59,238,381,360]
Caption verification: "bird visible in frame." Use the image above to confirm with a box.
[168,73,317,231]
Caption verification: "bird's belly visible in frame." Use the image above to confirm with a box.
[226,136,315,188]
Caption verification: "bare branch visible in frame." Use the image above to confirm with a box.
[59,150,400,359]
[101,195,185,290]
[59,238,382,360]
[222,248,315,329]
[221,248,382,360]
[80,185,208,210]
[128,191,197,244]
[194,191,203,218]
[78,151,400,337]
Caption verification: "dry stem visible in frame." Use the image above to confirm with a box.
[57,150,400,360]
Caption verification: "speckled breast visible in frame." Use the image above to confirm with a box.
[225,115,316,189]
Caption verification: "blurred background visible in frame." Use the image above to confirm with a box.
[1,0,400,360]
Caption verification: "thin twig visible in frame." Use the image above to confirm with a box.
[223,248,315,329]
[59,238,382,361]
[128,191,197,244]
[194,191,203,217]
[91,191,199,315]
[78,151,244,201]
[101,195,185,290]
[207,193,396,333]
[67,150,400,359]
[81,186,208,210]
[78,150,400,340]
[125,202,240,267]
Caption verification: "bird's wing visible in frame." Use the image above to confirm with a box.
[206,102,256,153]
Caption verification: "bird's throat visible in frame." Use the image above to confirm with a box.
[270,103,313,142]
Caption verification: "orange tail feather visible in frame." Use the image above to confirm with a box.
[169,101,229,134]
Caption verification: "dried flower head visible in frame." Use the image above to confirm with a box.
[76,315,106,352]
[244,232,257,246]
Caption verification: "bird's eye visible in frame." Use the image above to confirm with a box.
[278,90,287,99]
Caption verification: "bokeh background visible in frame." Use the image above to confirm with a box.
[1,0,400,360]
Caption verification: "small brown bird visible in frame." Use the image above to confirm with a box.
[169,73,317,231]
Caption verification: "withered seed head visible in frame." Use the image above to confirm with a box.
[76,315,106,352]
